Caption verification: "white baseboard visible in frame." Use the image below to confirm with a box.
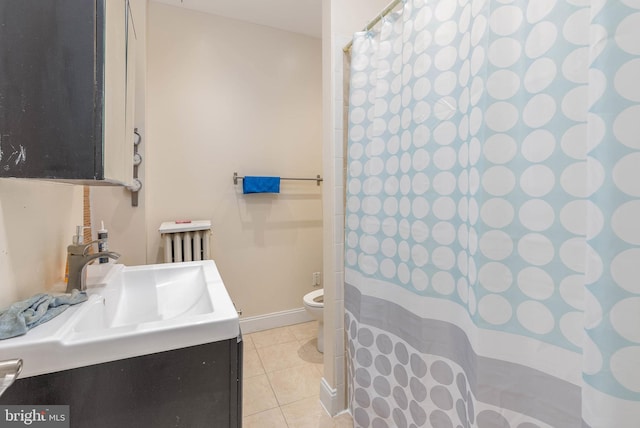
[239,307,313,334]
[319,377,347,417]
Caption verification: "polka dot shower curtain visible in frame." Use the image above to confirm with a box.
[344,0,640,427]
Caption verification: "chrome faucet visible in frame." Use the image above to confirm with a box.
[65,239,120,293]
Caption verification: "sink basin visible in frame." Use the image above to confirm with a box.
[75,263,215,332]
[0,261,239,378]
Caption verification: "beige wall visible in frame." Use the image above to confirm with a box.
[321,0,390,415]
[146,3,323,318]
[0,181,82,308]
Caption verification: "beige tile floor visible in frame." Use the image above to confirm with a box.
[242,321,353,428]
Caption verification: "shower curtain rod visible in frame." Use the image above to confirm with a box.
[342,0,404,52]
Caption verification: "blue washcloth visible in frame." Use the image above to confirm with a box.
[242,176,281,194]
[0,290,87,340]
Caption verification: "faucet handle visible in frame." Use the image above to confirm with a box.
[73,225,91,245]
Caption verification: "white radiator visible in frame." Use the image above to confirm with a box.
[158,220,211,263]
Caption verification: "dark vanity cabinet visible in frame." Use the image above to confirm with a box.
[0,0,136,184]
[0,337,243,428]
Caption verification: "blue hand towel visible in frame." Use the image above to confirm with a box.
[242,176,281,194]
[0,290,87,340]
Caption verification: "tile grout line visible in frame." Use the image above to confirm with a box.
[263,355,286,410]
[279,406,291,428]
[244,322,336,427]
[261,328,300,425]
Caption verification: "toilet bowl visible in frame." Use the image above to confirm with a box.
[303,289,324,353]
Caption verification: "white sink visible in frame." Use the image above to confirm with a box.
[0,261,239,378]
[75,263,216,331]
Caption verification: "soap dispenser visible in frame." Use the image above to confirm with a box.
[97,221,109,263]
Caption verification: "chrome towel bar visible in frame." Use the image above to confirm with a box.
[0,359,22,398]
[233,172,323,186]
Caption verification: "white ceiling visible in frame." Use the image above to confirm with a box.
[152,0,322,38]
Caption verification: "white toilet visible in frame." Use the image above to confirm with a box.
[303,289,324,353]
